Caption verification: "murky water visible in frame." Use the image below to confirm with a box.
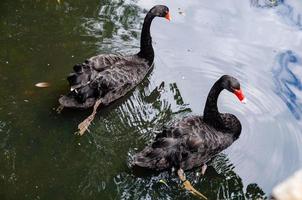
[1,0,302,199]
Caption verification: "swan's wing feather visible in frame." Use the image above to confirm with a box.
[133,137,180,170]
[92,58,150,102]
[133,113,239,171]
[60,56,150,108]
[88,54,127,71]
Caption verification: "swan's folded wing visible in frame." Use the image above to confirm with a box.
[186,135,206,151]
[89,54,127,71]
[58,95,96,109]
[60,55,150,108]
[133,137,180,170]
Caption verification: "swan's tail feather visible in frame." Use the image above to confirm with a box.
[59,62,99,108]
[67,62,93,89]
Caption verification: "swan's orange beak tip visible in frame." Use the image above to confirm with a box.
[234,89,246,104]
[165,12,171,21]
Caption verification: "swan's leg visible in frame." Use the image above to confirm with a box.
[177,169,207,199]
[77,99,102,135]
[56,105,64,114]
[201,164,207,176]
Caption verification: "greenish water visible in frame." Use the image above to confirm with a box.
[1,0,302,199]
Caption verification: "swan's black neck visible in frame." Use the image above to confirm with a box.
[203,80,225,129]
[137,13,155,66]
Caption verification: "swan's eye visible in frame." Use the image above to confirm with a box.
[231,86,239,91]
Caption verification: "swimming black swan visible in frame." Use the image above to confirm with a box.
[58,5,170,135]
[132,75,246,198]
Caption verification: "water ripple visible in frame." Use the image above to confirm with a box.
[272,50,302,120]
[252,0,302,29]
[81,2,143,55]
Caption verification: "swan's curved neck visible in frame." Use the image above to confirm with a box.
[203,80,224,128]
[137,13,155,66]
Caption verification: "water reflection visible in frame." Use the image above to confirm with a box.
[0,120,17,191]
[0,0,147,199]
[1,0,302,199]
[82,0,144,54]
[115,154,266,199]
[276,0,302,29]
[251,0,302,29]
[76,81,191,198]
[250,0,283,8]
[272,50,302,120]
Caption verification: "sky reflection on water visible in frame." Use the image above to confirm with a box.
[1,0,302,199]
[273,50,302,120]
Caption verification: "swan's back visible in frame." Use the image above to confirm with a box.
[59,54,151,108]
[132,115,239,171]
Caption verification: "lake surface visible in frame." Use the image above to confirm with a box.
[1,0,302,199]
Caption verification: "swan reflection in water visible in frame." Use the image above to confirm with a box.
[250,0,284,8]
[77,80,191,196]
[272,50,302,120]
[251,0,302,29]
[115,154,266,199]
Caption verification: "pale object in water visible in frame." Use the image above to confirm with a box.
[35,82,50,88]
[272,169,302,200]
[158,179,169,188]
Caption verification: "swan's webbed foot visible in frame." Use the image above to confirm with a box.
[177,168,207,199]
[76,99,102,135]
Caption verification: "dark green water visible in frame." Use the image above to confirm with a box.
[1,0,302,199]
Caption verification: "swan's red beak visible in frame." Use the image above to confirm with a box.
[234,89,246,104]
[165,12,171,21]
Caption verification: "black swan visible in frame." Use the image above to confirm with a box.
[132,75,246,198]
[58,5,170,135]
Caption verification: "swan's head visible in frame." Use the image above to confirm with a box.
[220,75,246,104]
[149,5,170,21]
